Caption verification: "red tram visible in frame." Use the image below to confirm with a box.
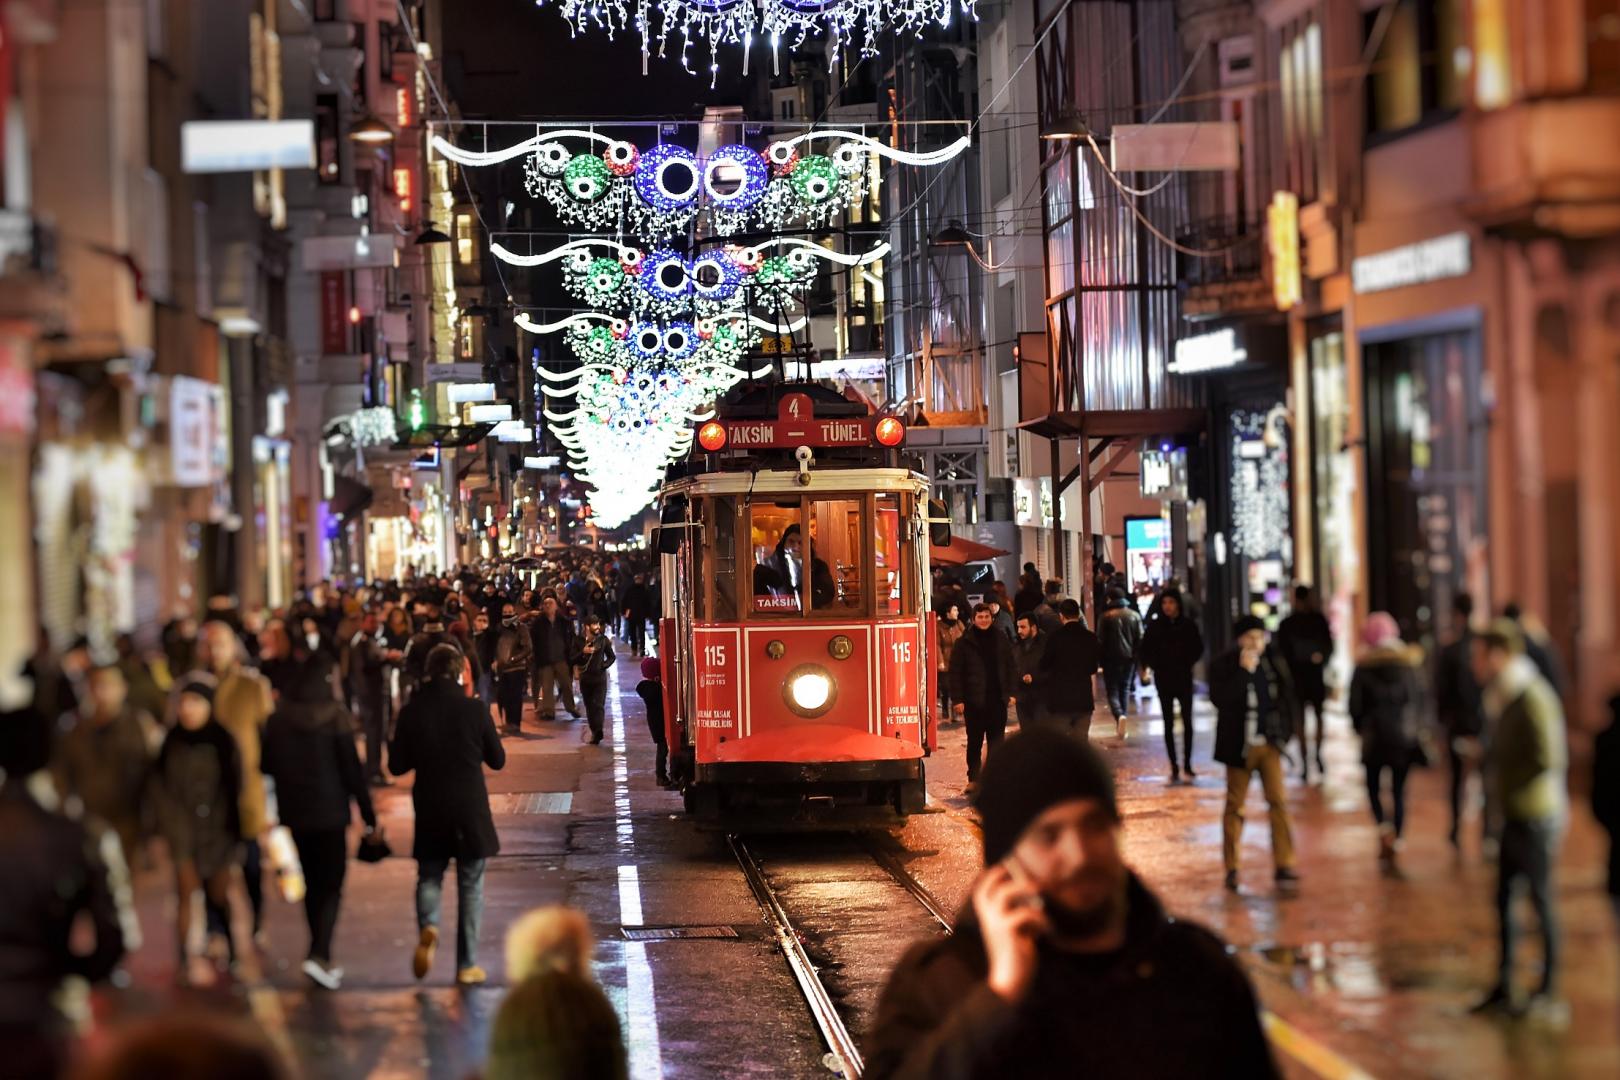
[655,384,941,826]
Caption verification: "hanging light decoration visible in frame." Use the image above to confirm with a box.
[435,129,967,238]
[532,0,978,76]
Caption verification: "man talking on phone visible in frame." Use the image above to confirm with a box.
[866,728,1277,1079]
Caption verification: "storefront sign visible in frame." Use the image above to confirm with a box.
[1352,232,1471,294]
[1139,448,1187,500]
[320,272,348,355]
[169,376,223,487]
[181,119,315,174]
[1170,328,1247,374]
[301,233,401,271]
[1268,191,1301,311]
[0,339,35,439]
[1013,476,1053,529]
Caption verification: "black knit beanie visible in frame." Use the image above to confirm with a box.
[975,728,1119,865]
[1233,615,1266,638]
[176,677,216,706]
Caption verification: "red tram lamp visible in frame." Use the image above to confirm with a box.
[874,416,906,447]
[697,420,727,452]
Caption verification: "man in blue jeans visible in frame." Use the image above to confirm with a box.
[1099,589,1143,737]
[388,644,506,985]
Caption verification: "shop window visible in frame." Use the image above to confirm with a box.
[456,213,476,265]
[1365,0,1465,139]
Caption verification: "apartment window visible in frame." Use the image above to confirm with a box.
[780,98,796,120]
[315,95,341,183]
[313,0,337,19]
[455,213,475,265]
[1366,0,1466,138]
[457,316,475,359]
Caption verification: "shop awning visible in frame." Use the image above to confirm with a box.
[930,536,1010,566]
[391,422,496,449]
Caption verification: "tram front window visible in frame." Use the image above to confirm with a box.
[751,502,807,614]
[808,498,862,614]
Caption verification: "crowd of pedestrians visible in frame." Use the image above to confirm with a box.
[2,544,658,1075]
[3,534,1606,1078]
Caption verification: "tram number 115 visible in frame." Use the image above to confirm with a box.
[703,645,727,667]
[891,642,912,663]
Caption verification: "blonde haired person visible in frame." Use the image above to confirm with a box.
[486,907,627,1080]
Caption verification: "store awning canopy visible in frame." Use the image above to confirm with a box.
[930,536,1010,566]
[391,422,496,449]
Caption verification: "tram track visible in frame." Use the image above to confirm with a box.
[729,832,954,1079]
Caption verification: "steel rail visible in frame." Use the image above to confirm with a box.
[730,834,865,1080]
[859,836,954,936]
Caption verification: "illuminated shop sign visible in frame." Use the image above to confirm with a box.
[1171,328,1247,374]
[181,120,315,173]
[1352,232,1471,294]
[1267,191,1301,311]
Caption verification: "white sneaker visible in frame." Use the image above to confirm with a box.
[302,958,342,990]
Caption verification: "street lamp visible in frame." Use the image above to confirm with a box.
[1040,106,1092,142]
[349,113,395,144]
[930,221,973,248]
[414,222,452,245]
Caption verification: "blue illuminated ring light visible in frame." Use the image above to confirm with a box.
[691,252,743,300]
[662,323,697,360]
[703,144,770,211]
[629,322,665,360]
[635,145,700,211]
[640,249,692,302]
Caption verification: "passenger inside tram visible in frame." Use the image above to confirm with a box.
[749,501,858,614]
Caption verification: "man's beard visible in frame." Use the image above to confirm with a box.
[1041,874,1126,941]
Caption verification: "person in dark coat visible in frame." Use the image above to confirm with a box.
[1011,569,1043,617]
[0,704,131,1079]
[635,657,671,787]
[1435,592,1485,850]
[866,728,1278,1080]
[949,603,1018,790]
[347,608,392,785]
[1137,588,1204,782]
[492,601,534,735]
[1011,613,1047,732]
[531,594,581,721]
[573,615,617,745]
[259,661,377,990]
[1348,613,1428,872]
[401,606,472,704]
[621,574,653,658]
[1209,617,1300,892]
[1035,599,1101,734]
[1275,585,1334,781]
[52,664,157,866]
[155,678,244,982]
[390,644,507,986]
[1098,589,1143,733]
[1593,695,1620,929]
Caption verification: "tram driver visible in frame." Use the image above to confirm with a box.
[754,523,836,609]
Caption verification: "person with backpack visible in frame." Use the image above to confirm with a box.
[1348,612,1428,873]
[634,657,672,787]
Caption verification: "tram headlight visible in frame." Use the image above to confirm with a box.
[785,664,835,717]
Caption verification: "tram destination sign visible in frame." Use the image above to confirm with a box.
[710,392,894,450]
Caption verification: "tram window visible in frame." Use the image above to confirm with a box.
[710,496,738,621]
[750,501,807,615]
[808,497,864,615]
[874,493,911,617]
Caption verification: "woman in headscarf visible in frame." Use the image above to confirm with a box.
[1349,612,1428,872]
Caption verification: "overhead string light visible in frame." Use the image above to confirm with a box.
[533,0,977,76]
[433,130,967,238]
[495,235,888,318]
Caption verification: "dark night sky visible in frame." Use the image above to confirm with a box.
[442,0,773,121]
